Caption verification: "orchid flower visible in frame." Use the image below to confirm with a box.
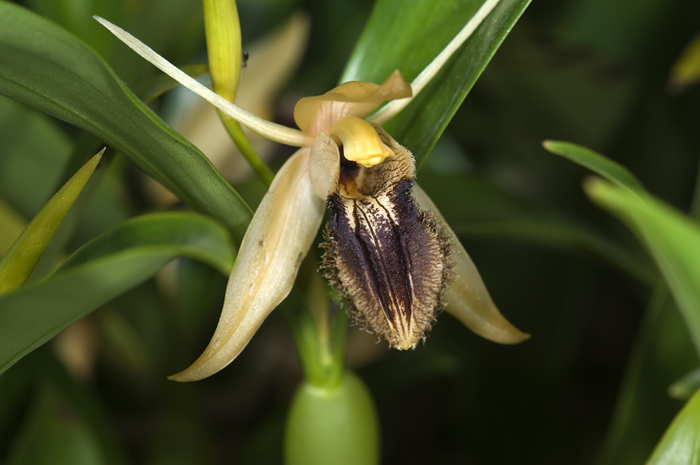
[95,0,528,382]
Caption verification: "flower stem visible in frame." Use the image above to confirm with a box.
[220,114,274,185]
[203,0,275,185]
[282,256,347,389]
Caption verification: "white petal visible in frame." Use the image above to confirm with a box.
[170,148,325,381]
[412,184,529,344]
[94,16,308,147]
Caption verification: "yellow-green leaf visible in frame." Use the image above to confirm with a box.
[647,387,700,465]
[668,31,700,94]
[0,150,103,294]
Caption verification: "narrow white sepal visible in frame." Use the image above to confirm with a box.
[94,15,308,147]
[170,148,325,381]
[369,0,502,125]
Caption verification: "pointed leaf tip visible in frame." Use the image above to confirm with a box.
[542,140,644,192]
[0,149,103,294]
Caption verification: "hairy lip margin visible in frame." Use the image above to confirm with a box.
[321,127,453,350]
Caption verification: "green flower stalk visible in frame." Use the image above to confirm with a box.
[203,0,274,184]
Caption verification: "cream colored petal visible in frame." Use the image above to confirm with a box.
[294,70,412,135]
[308,131,340,200]
[412,184,529,344]
[170,148,326,381]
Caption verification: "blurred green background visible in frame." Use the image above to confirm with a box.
[1,0,700,464]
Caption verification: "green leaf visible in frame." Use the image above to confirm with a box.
[455,217,657,285]
[418,170,656,285]
[0,3,252,237]
[543,140,645,191]
[668,31,700,94]
[585,178,700,353]
[96,308,157,383]
[0,151,103,294]
[0,212,235,376]
[597,287,698,465]
[60,212,235,274]
[342,0,532,164]
[647,387,700,465]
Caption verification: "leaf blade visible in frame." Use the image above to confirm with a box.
[0,212,235,376]
[0,3,252,236]
[342,0,532,164]
[543,140,645,191]
[647,387,700,465]
[0,151,102,294]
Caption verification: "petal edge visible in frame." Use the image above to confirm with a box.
[170,148,325,381]
[412,184,530,345]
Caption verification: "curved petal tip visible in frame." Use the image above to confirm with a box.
[444,282,531,345]
[441,235,530,344]
[294,70,412,135]
[169,149,325,382]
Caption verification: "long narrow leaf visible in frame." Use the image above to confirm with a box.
[0,199,27,258]
[5,349,128,465]
[59,212,235,275]
[0,151,103,294]
[8,385,111,465]
[342,0,532,164]
[0,212,235,376]
[543,140,645,192]
[0,3,252,237]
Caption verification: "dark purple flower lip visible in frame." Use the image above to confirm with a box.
[321,126,453,350]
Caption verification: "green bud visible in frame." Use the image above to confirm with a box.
[202,0,242,101]
[285,371,379,465]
